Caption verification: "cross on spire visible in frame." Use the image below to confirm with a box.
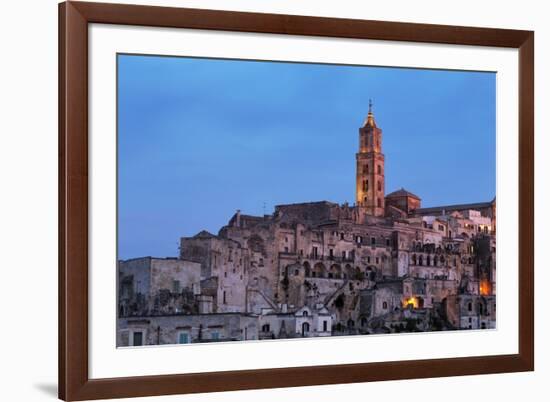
[368,98,373,114]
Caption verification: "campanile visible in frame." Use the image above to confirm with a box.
[356,100,385,216]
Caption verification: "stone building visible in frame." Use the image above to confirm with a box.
[117,106,496,346]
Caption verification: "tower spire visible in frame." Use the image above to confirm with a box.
[365,98,376,128]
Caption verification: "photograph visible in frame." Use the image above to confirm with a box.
[116,54,497,347]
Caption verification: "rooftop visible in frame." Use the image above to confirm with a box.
[386,188,421,200]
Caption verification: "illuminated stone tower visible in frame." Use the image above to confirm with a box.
[356,100,385,217]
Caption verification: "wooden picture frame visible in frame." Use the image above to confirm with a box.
[59,1,534,400]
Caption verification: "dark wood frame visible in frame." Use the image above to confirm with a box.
[59,1,534,400]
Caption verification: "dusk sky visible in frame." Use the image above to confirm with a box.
[118,54,496,260]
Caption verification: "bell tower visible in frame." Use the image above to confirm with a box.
[356,100,385,217]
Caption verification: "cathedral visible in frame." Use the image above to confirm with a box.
[117,105,496,347]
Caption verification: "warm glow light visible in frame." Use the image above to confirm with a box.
[403,297,418,308]
[479,279,491,296]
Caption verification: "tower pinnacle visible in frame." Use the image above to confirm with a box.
[365,99,377,128]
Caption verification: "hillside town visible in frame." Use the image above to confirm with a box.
[117,104,496,347]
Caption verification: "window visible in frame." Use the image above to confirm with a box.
[468,302,472,311]
[377,198,382,207]
[386,238,390,247]
[342,251,346,259]
[223,291,227,304]
[323,320,328,332]
[312,247,318,257]
[356,236,362,244]
[302,310,309,317]
[377,164,382,174]
[132,331,143,346]
[302,322,310,336]
[340,233,345,240]
[329,249,334,258]
[172,280,180,293]
[363,164,369,174]
[382,301,388,309]
[261,324,270,332]
[377,181,381,191]
[367,256,371,263]
[294,269,299,276]
[376,257,380,264]
[371,237,376,245]
[363,179,368,192]
[178,332,190,344]
[211,331,220,340]
[284,246,289,253]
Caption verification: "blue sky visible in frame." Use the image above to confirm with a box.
[118,54,496,259]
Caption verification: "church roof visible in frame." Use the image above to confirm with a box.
[193,230,217,239]
[414,201,493,215]
[385,188,421,200]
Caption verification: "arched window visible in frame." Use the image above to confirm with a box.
[419,255,423,266]
[426,255,431,266]
[382,301,388,309]
[468,302,472,311]
[412,254,417,265]
[364,196,368,204]
[377,164,381,174]
[377,181,381,191]
[304,261,311,276]
[363,179,368,192]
